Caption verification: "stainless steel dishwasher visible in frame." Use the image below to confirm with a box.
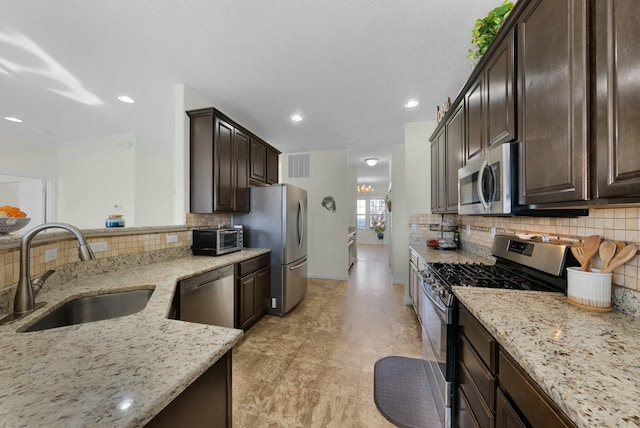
[179,265,235,328]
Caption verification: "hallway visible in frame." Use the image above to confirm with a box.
[232,244,423,427]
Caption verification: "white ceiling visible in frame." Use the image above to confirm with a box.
[0,0,497,189]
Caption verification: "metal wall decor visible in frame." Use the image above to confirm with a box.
[321,196,336,212]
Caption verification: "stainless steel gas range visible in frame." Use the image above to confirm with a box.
[420,234,578,428]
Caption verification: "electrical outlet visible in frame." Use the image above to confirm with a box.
[90,242,108,252]
[44,249,57,263]
[166,235,178,243]
[491,227,497,239]
[466,224,471,236]
[411,224,417,232]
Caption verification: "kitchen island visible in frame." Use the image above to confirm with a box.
[0,248,269,427]
[455,287,640,428]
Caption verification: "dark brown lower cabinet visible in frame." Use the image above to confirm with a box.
[457,304,576,428]
[496,388,526,428]
[237,254,270,331]
[497,349,575,428]
[146,351,231,428]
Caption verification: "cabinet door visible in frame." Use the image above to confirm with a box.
[517,0,588,206]
[256,266,270,315]
[430,135,441,213]
[238,273,257,330]
[189,115,214,213]
[594,0,640,200]
[250,138,267,182]
[214,117,235,212]
[486,29,516,148]
[266,147,279,184]
[446,103,465,212]
[465,74,485,162]
[496,388,526,428]
[235,129,250,212]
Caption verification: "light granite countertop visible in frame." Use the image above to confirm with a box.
[410,244,494,264]
[454,288,640,428]
[0,248,269,427]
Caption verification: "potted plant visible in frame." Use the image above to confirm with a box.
[374,221,386,239]
[467,0,514,64]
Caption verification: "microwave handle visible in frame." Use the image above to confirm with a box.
[477,160,492,210]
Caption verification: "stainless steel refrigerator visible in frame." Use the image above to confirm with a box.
[234,184,308,316]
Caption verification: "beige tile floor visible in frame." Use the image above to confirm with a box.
[232,244,423,427]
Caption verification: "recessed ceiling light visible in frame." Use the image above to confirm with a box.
[405,100,419,108]
[4,116,23,123]
[365,158,379,167]
[117,95,135,104]
[290,114,303,122]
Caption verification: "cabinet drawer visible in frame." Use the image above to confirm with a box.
[498,349,574,428]
[410,251,418,267]
[459,305,497,372]
[237,254,270,277]
[458,362,494,428]
[459,334,496,410]
[457,386,481,428]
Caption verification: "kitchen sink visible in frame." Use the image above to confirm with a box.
[22,288,155,332]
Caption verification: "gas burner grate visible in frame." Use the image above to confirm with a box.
[428,262,558,292]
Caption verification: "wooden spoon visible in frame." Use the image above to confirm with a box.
[580,235,601,272]
[599,241,617,271]
[615,240,626,253]
[602,244,638,273]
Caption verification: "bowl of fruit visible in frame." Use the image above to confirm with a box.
[0,206,30,234]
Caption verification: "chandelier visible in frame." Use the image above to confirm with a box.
[357,184,373,195]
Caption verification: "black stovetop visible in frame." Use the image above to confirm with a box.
[427,262,562,292]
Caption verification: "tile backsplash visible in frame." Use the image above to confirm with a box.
[409,207,640,292]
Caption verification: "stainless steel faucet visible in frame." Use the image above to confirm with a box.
[13,222,95,315]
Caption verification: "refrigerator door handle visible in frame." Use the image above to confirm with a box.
[297,200,304,249]
[289,257,308,270]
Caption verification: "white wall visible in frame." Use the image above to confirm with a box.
[390,144,408,295]
[405,121,436,215]
[57,136,136,228]
[348,169,357,229]
[389,121,434,303]
[134,134,174,226]
[281,150,349,280]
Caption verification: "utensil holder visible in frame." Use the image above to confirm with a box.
[566,267,612,312]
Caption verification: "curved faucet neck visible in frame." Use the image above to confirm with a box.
[14,223,94,314]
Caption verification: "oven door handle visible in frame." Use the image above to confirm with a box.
[422,282,452,324]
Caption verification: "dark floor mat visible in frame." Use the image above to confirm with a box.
[373,356,443,428]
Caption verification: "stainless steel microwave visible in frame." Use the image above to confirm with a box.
[458,143,514,215]
[192,227,243,256]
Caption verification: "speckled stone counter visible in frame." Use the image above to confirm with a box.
[0,248,269,427]
[410,245,494,264]
[454,288,640,428]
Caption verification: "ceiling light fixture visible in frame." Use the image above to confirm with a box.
[117,95,135,104]
[405,100,419,108]
[291,114,303,122]
[357,184,373,195]
[4,116,22,123]
[365,158,378,167]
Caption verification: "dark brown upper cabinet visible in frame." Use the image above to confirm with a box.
[446,104,465,212]
[465,74,485,162]
[431,128,445,213]
[464,30,516,164]
[188,108,251,213]
[266,147,279,184]
[517,0,589,206]
[486,30,516,148]
[594,0,640,202]
[250,137,280,186]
